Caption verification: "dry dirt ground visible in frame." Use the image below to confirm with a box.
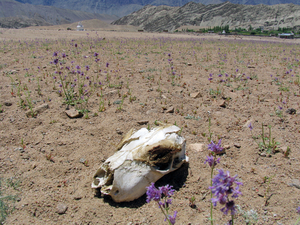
[0,26,300,225]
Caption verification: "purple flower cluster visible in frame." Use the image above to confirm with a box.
[210,169,243,215]
[204,155,220,168]
[146,183,174,204]
[208,139,224,154]
[146,183,177,224]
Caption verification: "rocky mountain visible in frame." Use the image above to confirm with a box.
[14,0,300,17]
[0,0,117,28]
[112,1,300,32]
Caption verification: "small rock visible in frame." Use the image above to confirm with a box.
[219,101,226,108]
[65,109,83,118]
[116,128,123,135]
[161,95,167,99]
[190,92,201,98]
[104,90,118,96]
[259,152,267,157]
[56,203,68,214]
[234,143,241,148]
[187,63,192,66]
[26,103,49,117]
[146,109,158,115]
[286,108,296,115]
[15,147,25,153]
[4,102,12,106]
[73,190,83,200]
[137,120,149,125]
[223,144,230,149]
[188,143,204,152]
[165,106,174,113]
[288,179,300,189]
[79,158,86,163]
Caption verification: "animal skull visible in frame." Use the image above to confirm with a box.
[91,124,188,202]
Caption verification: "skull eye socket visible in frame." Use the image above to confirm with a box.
[149,148,173,171]
[114,190,119,195]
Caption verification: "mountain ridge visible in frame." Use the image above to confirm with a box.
[14,0,300,17]
[0,0,117,28]
[112,1,300,32]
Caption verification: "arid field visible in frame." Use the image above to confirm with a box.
[1,26,300,225]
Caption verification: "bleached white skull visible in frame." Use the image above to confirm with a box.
[91,124,188,202]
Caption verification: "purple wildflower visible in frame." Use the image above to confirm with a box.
[53,59,59,65]
[106,62,109,68]
[75,43,77,48]
[210,169,243,215]
[85,65,90,71]
[146,183,161,203]
[167,211,177,225]
[208,139,223,154]
[221,201,237,215]
[94,52,99,57]
[248,122,253,131]
[53,51,58,57]
[159,184,175,198]
[76,65,81,70]
[204,155,220,168]
[62,53,66,58]
[297,206,300,214]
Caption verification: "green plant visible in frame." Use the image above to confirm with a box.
[0,104,3,113]
[37,77,42,95]
[237,205,258,225]
[249,123,280,155]
[263,175,275,206]
[284,146,291,158]
[259,124,280,154]
[20,138,26,149]
[189,196,196,208]
[0,178,17,224]
[184,114,201,121]
[25,93,36,117]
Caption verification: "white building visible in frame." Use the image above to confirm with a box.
[77,22,84,31]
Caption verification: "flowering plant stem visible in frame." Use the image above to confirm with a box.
[210,165,214,225]
[159,205,172,225]
[261,123,266,147]
[295,216,300,225]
